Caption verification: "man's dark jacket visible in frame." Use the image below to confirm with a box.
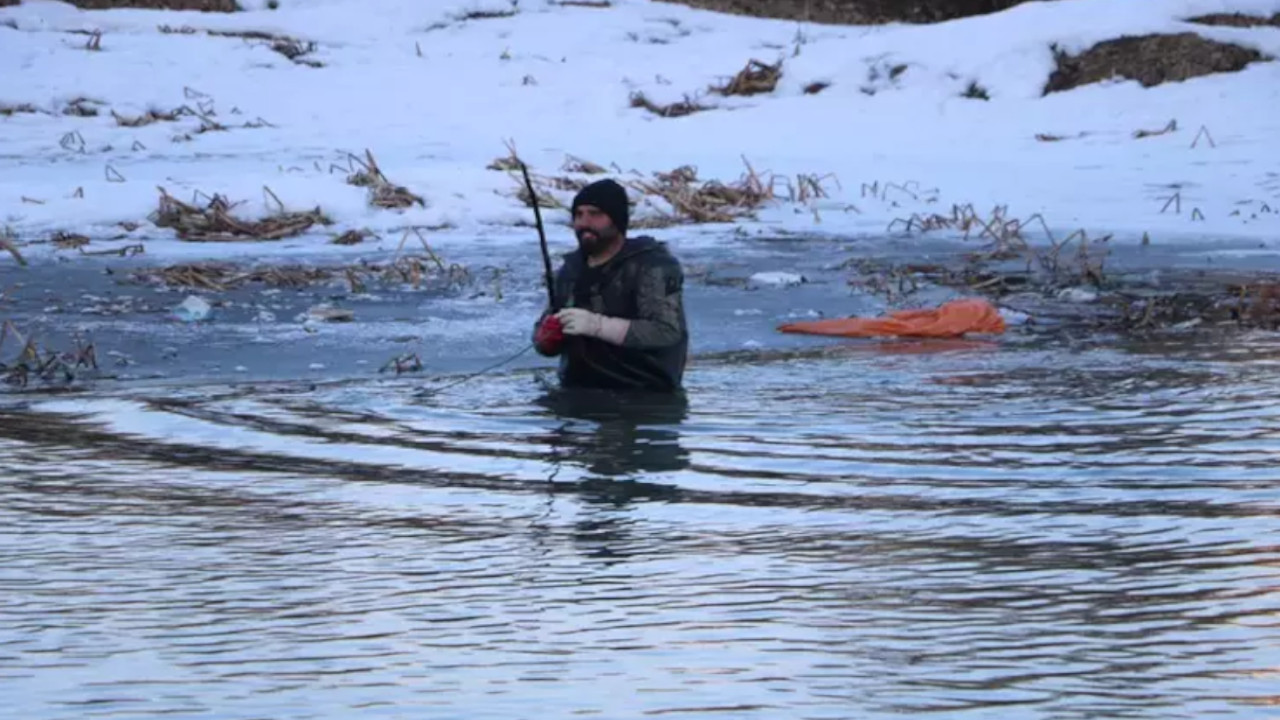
[533,235,688,392]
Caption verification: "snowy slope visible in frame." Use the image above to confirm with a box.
[1,0,1278,264]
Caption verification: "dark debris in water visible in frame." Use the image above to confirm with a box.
[1,321,99,389]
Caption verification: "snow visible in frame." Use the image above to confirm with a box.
[1,0,1279,265]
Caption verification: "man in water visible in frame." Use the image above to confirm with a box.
[532,178,688,393]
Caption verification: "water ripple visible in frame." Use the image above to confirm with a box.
[2,335,1279,719]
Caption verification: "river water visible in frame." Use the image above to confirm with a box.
[2,326,1279,719]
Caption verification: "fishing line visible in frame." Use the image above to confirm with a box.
[414,343,534,398]
[414,148,556,399]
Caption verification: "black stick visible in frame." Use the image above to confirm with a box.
[519,160,558,311]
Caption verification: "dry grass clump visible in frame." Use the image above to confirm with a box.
[161,26,321,65]
[629,91,710,118]
[491,142,594,209]
[0,103,40,116]
[67,0,239,10]
[131,261,331,291]
[128,232,468,294]
[1044,33,1270,94]
[51,231,91,250]
[487,151,523,171]
[887,202,1108,286]
[803,81,830,95]
[510,174,582,209]
[1186,12,1280,28]
[961,80,990,99]
[343,150,425,210]
[111,107,186,126]
[626,159,786,224]
[501,147,833,224]
[331,228,369,245]
[62,97,104,116]
[561,154,607,174]
[491,148,609,176]
[496,141,835,225]
[150,186,332,242]
[457,7,517,20]
[710,59,782,96]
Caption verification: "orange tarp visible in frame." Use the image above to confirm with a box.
[777,298,1006,338]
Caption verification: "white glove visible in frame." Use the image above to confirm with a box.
[555,308,631,345]
[556,308,602,337]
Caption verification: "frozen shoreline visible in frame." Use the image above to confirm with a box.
[3,0,1280,393]
[2,0,1279,271]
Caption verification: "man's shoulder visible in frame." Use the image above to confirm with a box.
[624,235,682,272]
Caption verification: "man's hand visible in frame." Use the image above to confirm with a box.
[533,314,564,356]
[555,308,630,346]
[555,308,602,337]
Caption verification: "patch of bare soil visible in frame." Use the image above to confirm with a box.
[0,0,20,8]
[1186,12,1280,28]
[1044,33,1270,94]
[653,0,1044,25]
[65,0,239,10]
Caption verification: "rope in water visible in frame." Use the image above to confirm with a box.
[414,343,535,397]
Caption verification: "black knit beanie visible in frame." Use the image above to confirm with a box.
[571,178,629,234]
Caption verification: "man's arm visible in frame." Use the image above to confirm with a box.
[622,259,685,349]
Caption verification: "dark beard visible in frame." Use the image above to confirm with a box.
[576,228,612,256]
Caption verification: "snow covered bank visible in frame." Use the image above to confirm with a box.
[1,0,1278,266]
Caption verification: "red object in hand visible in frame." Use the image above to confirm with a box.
[534,314,564,354]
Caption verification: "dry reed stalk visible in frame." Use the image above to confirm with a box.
[332,229,367,245]
[710,58,782,96]
[487,147,522,171]
[395,227,446,272]
[1134,119,1177,139]
[346,149,426,210]
[0,232,26,267]
[629,91,709,117]
[51,231,90,250]
[379,353,423,375]
[0,323,97,389]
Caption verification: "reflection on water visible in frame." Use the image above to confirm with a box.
[2,334,1279,719]
[536,386,690,484]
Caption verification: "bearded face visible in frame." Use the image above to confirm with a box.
[573,205,622,257]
